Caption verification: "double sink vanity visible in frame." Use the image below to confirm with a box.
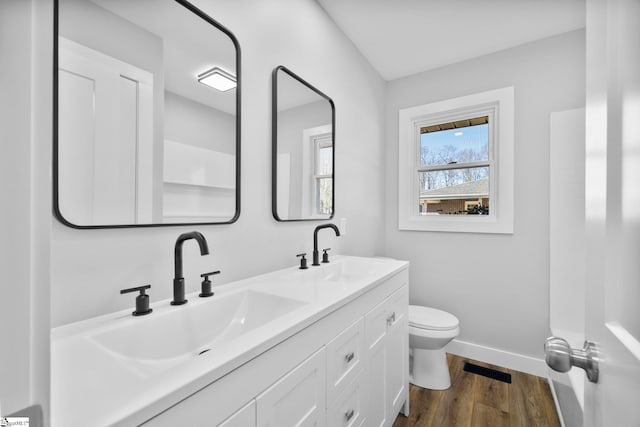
[51,1,408,425]
[52,256,409,426]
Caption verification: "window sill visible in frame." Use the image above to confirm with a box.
[399,214,513,234]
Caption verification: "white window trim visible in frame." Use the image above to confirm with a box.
[398,86,514,233]
[313,134,332,215]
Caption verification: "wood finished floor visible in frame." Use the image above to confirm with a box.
[393,353,561,427]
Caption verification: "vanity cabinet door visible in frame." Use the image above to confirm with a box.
[364,285,409,427]
[256,347,326,427]
[365,299,389,427]
[218,400,256,427]
[385,286,409,418]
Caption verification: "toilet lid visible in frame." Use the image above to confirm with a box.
[409,305,459,331]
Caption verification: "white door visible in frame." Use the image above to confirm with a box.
[58,37,153,225]
[583,0,640,425]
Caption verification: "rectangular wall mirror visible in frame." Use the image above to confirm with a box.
[54,0,240,228]
[272,66,335,221]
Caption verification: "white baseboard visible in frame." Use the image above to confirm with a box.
[446,338,548,377]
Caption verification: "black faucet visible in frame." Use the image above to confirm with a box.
[312,223,340,266]
[171,231,209,305]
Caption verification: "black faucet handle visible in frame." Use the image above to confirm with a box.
[322,248,332,263]
[199,270,220,298]
[120,285,152,316]
[120,284,151,295]
[297,253,308,270]
[200,270,221,279]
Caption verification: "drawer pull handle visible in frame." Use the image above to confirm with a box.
[387,312,396,325]
[345,352,355,363]
[345,408,355,421]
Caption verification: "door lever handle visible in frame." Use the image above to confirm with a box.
[544,336,599,383]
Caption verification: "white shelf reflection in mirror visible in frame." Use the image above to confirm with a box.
[163,140,235,222]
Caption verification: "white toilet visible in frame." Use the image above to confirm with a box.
[408,305,460,390]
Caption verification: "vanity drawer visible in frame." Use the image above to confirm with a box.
[218,400,256,427]
[327,371,366,427]
[326,317,365,405]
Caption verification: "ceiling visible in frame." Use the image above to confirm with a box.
[91,0,237,114]
[317,0,585,81]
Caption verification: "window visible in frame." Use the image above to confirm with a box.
[419,116,490,215]
[314,134,333,215]
[398,87,514,233]
[301,124,333,218]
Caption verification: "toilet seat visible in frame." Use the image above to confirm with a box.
[409,305,459,331]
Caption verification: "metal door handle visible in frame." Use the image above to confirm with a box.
[544,336,599,383]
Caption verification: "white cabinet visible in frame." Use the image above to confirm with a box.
[218,400,256,427]
[142,268,408,427]
[385,287,409,417]
[366,302,390,427]
[364,286,409,427]
[256,347,326,427]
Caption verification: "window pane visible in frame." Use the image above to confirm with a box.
[317,145,333,175]
[420,122,489,167]
[418,167,489,215]
[419,197,490,215]
[317,177,332,215]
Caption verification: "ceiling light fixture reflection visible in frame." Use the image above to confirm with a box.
[197,67,236,91]
[454,131,464,137]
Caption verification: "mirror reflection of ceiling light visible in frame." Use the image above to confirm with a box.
[197,67,236,91]
[454,131,464,136]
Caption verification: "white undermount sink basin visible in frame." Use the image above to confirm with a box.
[316,256,389,283]
[91,289,306,375]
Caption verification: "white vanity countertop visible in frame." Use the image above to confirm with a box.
[51,255,408,427]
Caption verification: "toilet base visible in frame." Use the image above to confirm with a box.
[410,348,451,390]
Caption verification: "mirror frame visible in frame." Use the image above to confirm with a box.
[53,0,241,229]
[271,65,335,222]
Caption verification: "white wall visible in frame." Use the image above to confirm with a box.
[550,108,586,341]
[164,91,235,154]
[0,2,31,411]
[51,0,386,327]
[383,30,586,360]
[58,0,163,73]
[0,0,52,421]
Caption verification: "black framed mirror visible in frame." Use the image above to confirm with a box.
[54,0,240,228]
[272,66,335,221]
